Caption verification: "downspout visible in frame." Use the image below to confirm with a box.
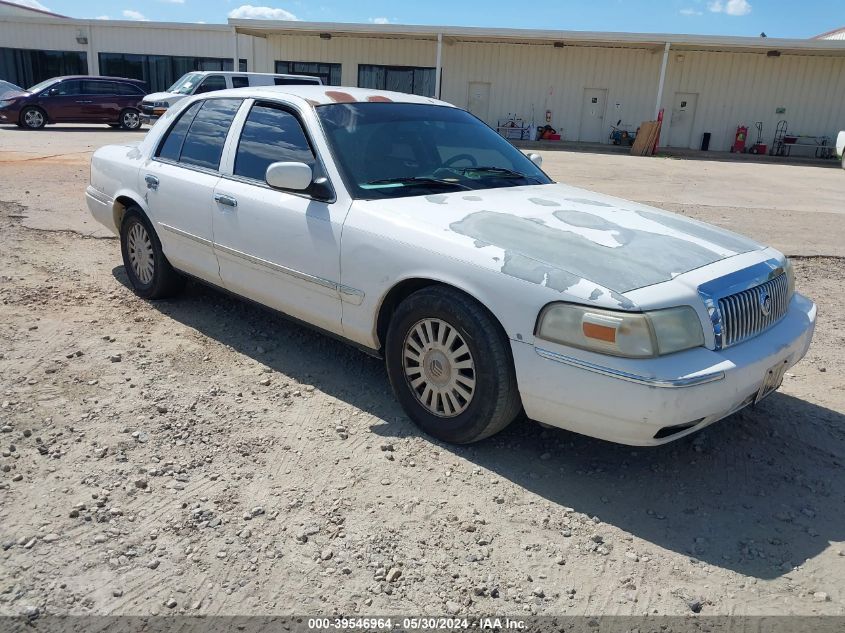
[435,33,443,99]
[654,42,670,119]
[232,26,239,72]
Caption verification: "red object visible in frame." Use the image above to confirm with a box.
[731,125,749,153]
[750,143,767,155]
[547,133,561,140]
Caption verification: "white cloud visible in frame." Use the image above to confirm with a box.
[227,5,298,20]
[680,8,703,16]
[122,9,148,20]
[6,0,52,11]
[369,17,391,24]
[708,0,752,16]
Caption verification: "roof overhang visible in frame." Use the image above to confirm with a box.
[229,19,845,55]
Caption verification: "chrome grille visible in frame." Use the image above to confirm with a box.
[718,273,789,348]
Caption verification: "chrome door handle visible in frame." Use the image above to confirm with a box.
[214,193,237,208]
[76,100,93,104]
[144,174,159,190]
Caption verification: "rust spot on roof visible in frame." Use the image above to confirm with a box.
[325,90,356,103]
[367,95,393,102]
[305,98,320,107]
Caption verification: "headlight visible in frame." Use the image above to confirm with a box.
[536,303,704,358]
[784,257,795,299]
[0,100,14,108]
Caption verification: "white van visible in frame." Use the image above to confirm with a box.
[140,71,322,121]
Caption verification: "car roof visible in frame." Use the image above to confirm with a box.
[181,71,319,79]
[202,85,452,108]
[54,75,146,84]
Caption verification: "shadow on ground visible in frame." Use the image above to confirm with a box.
[113,266,845,582]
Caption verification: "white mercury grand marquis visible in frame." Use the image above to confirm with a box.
[85,86,817,446]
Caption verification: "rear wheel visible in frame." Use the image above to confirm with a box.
[20,107,46,129]
[385,286,522,443]
[120,207,183,299]
[119,108,142,130]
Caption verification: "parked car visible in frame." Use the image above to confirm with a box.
[837,130,845,168]
[139,71,321,122]
[0,75,147,130]
[0,80,23,97]
[85,86,816,446]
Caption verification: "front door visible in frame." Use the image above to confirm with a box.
[579,88,607,143]
[668,92,698,148]
[212,101,344,333]
[142,98,243,282]
[467,82,491,122]
[39,79,85,122]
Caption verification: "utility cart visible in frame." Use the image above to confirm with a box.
[770,120,834,159]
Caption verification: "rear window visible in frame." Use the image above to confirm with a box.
[156,101,202,162]
[231,76,249,88]
[178,98,242,170]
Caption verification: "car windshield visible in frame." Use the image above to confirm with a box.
[26,78,60,93]
[167,72,203,95]
[316,102,552,200]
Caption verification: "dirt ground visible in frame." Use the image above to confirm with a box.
[0,124,843,618]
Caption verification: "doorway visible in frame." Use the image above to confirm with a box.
[668,92,699,148]
[579,88,607,143]
[467,82,491,123]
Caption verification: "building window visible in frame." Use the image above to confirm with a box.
[0,47,87,89]
[357,64,435,97]
[98,53,247,93]
[275,60,341,86]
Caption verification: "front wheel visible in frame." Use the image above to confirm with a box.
[20,107,46,129]
[385,286,522,443]
[120,208,183,299]
[119,108,142,130]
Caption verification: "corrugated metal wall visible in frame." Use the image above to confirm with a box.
[441,41,662,142]
[659,50,845,150]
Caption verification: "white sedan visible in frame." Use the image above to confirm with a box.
[85,86,816,445]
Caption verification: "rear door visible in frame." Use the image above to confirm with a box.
[142,97,243,282]
[81,80,120,121]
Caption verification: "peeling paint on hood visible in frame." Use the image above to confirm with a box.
[356,183,764,296]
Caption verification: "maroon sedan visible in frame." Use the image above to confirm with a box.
[0,75,147,130]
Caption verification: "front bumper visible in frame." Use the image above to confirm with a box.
[0,106,21,123]
[513,293,816,446]
[139,103,165,123]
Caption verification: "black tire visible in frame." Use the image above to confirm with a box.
[120,207,184,299]
[20,106,46,129]
[385,286,522,444]
[108,123,121,129]
[119,108,142,130]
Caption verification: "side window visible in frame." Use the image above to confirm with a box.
[194,75,227,94]
[231,76,249,88]
[156,101,202,162]
[52,80,82,96]
[274,77,320,86]
[233,104,315,182]
[117,82,145,96]
[179,98,242,170]
[83,81,118,95]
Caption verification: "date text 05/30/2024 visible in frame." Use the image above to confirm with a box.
[307,617,527,630]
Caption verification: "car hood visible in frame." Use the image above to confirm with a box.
[357,182,764,296]
[1,90,28,99]
[142,91,183,103]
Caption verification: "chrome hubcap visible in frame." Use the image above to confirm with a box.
[123,111,140,128]
[127,223,154,284]
[402,318,476,418]
[24,110,43,127]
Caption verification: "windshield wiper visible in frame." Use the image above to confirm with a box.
[366,176,472,190]
[457,166,541,182]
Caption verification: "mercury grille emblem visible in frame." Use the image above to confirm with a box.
[759,289,772,316]
[429,358,445,378]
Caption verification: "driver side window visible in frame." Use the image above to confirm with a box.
[233,104,315,182]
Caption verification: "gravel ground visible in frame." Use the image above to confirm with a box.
[0,126,843,618]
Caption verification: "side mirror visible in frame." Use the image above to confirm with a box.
[527,152,543,167]
[265,161,313,191]
[48,87,60,96]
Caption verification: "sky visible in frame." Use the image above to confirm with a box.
[10,0,845,39]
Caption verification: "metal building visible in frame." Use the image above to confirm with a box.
[2,0,845,152]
